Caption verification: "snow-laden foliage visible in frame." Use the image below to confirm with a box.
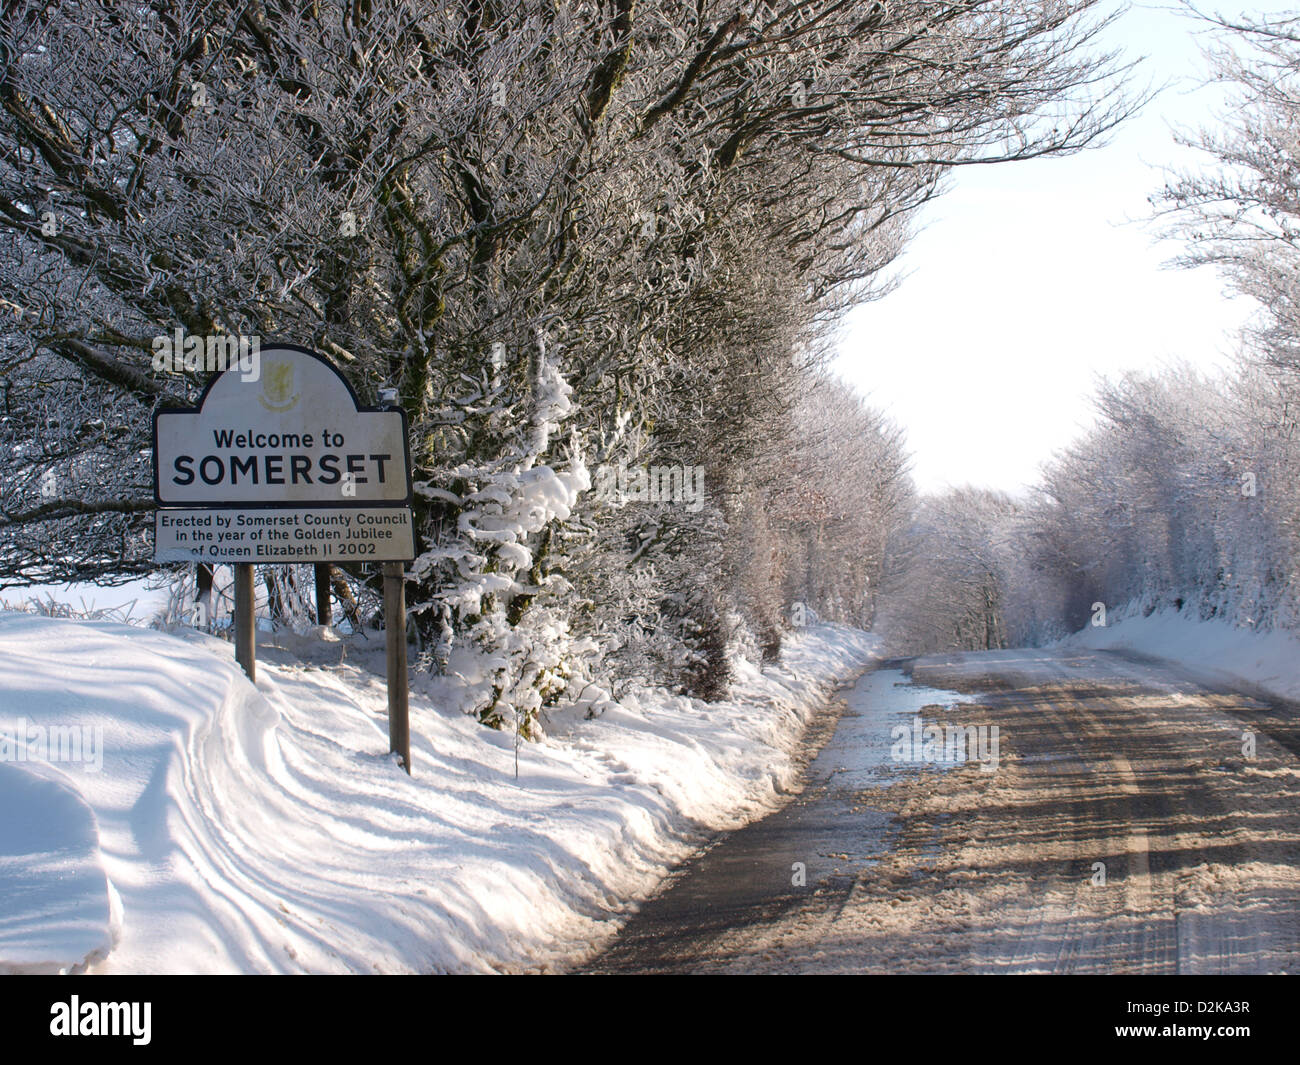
[1024,362,1300,638]
[874,488,1020,654]
[870,11,1300,656]
[410,332,593,734]
[875,357,1300,655]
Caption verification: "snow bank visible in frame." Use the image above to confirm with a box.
[0,760,118,974]
[1060,603,1300,704]
[0,612,876,973]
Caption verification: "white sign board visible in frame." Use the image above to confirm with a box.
[154,507,415,563]
[153,344,414,562]
[155,345,409,505]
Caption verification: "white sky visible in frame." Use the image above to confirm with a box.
[833,1,1290,496]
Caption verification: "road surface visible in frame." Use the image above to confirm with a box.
[579,647,1300,973]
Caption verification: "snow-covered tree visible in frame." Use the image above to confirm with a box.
[0,0,1136,726]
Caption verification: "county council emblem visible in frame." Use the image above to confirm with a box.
[258,358,300,412]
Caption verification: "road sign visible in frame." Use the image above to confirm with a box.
[154,343,411,508]
[152,343,416,771]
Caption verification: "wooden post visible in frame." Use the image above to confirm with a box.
[313,563,332,627]
[195,562,213,631]
[234,562,256,682]
[383,561,410,774]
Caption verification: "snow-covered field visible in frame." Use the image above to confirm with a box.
[1060,603,1300,704]
[0,611,876,974]
[0,577,175,624]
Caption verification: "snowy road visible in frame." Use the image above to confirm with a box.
[581,648,1300,973]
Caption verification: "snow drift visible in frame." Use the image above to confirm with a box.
[1062,601,1300,705]
[0,612,876,973]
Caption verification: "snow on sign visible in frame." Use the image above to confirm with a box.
[153,344,415,563]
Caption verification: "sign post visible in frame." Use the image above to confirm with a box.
[152,343,416,771]
[195,562,214,630]
[383,562,410,773]
[313,563,332,626]
[234,562,256,682]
